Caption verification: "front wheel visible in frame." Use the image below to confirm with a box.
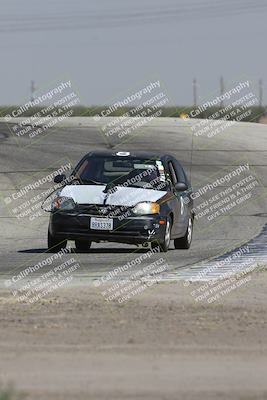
[47,230,67,252]
[152,218,171,253]
[174,217,193,249]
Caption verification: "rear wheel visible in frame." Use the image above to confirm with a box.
[47,230,67,252]
[75,240,92,252]
[174,217,193,249]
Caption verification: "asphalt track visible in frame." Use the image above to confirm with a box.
[0,117,266,287]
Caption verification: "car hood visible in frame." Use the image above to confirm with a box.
[59,185,167,207]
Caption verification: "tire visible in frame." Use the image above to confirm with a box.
[75,240,92,252]
[47,230,67,252]
[152,217,172,253]
[174,217,193,249]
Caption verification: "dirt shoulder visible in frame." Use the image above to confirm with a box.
[0,270,267,400]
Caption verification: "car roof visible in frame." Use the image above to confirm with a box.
[85,150,173,160]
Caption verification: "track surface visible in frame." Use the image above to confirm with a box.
[0,117,266,285]
[1,117,267,400]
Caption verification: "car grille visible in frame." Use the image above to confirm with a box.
[76,204,132,218]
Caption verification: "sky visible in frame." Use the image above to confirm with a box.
[0,0,266,106]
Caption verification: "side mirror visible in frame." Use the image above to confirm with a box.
[54,174,66,184]
[175,182,188,192]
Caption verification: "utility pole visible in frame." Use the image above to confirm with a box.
[259,79,263,107]
[220,76,224,108]
[30,80,36,102]
[193,78,197,107]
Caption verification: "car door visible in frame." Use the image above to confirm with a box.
[172,158,193,234]
[166,159,183,237]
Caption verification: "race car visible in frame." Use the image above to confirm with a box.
[47,150,194,252]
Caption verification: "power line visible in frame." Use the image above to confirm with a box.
[220,76,225,108]
[259,79,263,107]
[0,0,266,33]
[193,78,197,107]
[30,80,36,102]
[0,0,265,22]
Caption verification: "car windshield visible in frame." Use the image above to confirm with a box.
[75,156,167,190]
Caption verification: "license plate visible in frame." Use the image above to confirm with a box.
[90,217,113,230]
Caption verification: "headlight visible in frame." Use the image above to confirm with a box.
[132,202,160,215]
[52,196,76,211]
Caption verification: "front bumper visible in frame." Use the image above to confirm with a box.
[49,212,166,244]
